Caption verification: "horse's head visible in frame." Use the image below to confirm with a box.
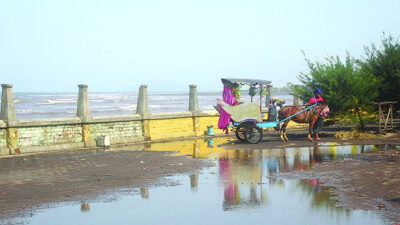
[316,103,329,118]
[311,103,329,118]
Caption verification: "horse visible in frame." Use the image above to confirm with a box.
[278,103,329,142]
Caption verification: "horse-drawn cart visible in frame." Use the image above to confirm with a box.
[217,78,325,144]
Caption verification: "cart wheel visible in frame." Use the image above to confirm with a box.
[245,125,263,144]
[235,124,247,142]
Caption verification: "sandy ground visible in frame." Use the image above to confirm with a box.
[1,126,400,224]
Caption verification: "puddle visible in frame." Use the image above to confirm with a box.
[15,139,397,225]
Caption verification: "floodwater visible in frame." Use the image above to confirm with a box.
[18,139,395,225]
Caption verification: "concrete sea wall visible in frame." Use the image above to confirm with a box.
[0,84,231,156]
[0,84,302,156]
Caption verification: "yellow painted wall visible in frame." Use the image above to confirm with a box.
[198,115,306,134]
[198,116,225,136]
[149,117,194,140]
[148,114,306,141]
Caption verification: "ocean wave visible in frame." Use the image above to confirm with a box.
[36,111,75,114]
[117,105,136,111]
[13,92,294,119]
[16,109,34,114]
[149,105,164,109]
[82,105,137,113]
[89,99,106,103]
[91,109,129,113]
[33,99,76,105]
[149,96,186,101]
[202,105,216,109]
[22,94,76,98]
[16,110,75,115]
[90,105,116,109]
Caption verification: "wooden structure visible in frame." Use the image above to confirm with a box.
[375,101,399,133]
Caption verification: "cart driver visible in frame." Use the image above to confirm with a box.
[309,89,324,141]
[309,89,324,104]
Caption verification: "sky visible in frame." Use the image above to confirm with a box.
[1,0,399,93]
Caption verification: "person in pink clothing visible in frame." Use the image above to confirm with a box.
[309,89,324,104]
[309,89,324,140]
[218,86,238,134]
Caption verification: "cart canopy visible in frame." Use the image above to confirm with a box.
[221,78,271,87]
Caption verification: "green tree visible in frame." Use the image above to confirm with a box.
[297,53,379,131]
[248,86,256,102]
[286,82,308,104]
[360,33,400,103]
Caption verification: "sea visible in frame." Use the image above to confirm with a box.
[8,91,293,119]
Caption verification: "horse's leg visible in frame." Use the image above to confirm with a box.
[308,118,316,142]
[280,121,289,141]
[283,122,289,141]
[279,123,285,141]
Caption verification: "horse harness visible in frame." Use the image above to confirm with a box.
[312,104,328,118]
[302,104,327,121]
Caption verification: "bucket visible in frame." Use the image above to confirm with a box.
[207,125,214,136]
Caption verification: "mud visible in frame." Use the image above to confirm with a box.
[222,127,400,224]
[273,149,400,223]
[222,126,400,150]
[0,149,207,224]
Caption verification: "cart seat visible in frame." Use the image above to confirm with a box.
[217,99,263,123]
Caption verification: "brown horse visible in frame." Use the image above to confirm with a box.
[278,103,329,142]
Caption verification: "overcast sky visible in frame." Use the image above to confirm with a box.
[1,0,399,93]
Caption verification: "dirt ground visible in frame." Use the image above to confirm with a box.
[0,149,207,224]
[223,126,400,150]
[222,126,400,224]
[273,148,400,224]
[1,126,400,224]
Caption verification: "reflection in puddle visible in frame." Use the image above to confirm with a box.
[140,188,149,199]
[23,139,395,225]
[190,174,199,191]
[80,203,90,212]
[149,139,382,175]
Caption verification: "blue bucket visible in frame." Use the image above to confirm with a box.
[207,125,214,136]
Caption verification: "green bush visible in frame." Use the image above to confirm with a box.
[296,53,379,131]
